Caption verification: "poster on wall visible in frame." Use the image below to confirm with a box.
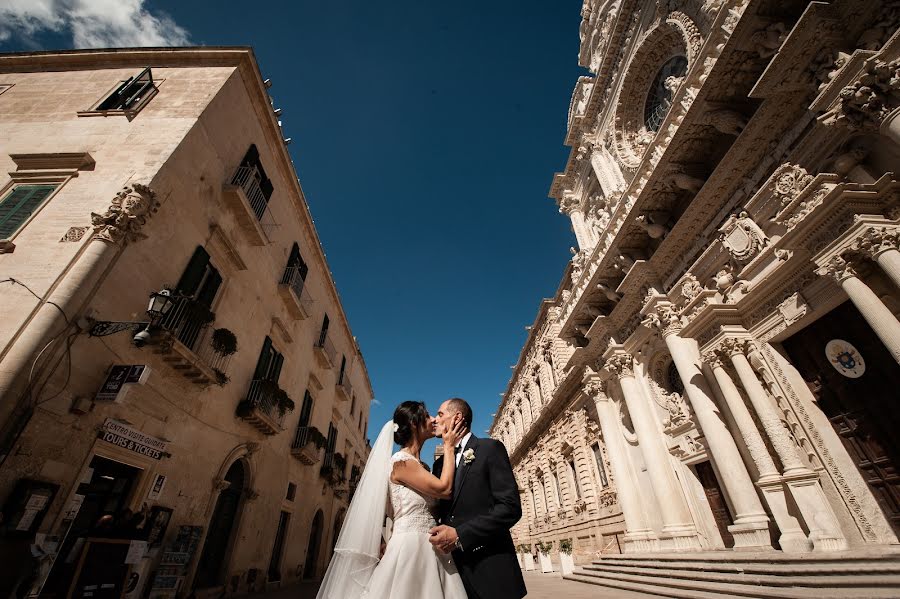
[147,474,167,501]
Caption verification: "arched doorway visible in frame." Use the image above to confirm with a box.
[194,461,245,589]
[304,510,324,580]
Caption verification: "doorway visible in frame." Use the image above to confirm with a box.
[304,510,324,580]
[194,461,245,589]
[267,511,290,582]
[41,456,142,597]
[693,461,735,548]
[782,300,900,535]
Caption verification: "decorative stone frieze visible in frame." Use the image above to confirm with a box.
[91,183,159,244]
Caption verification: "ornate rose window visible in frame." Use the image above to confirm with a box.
[612,12,702,170]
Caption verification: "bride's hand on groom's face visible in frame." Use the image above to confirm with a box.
[442,417,467,447]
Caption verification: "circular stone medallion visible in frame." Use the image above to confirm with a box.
[824,339,866,378]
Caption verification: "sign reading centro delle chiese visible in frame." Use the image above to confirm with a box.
[98,419,168,460]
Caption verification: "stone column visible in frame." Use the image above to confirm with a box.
[647,307,770,549]
[604,353,701,549]
[706,351,811,552]
[518,396,532,430]
[0,184,159,444]
[585,378,656,552]
[855,226,900,290]
[560,196,593,250]
[817,255,900,365]
[538,359,556,400]
[724,338,847,551]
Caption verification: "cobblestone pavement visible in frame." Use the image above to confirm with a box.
[253,571,661,599]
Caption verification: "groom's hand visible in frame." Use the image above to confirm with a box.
[428,524,459,553]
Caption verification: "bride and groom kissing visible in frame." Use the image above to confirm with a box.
[316,398,527,599]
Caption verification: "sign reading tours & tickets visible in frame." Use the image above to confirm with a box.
[98,419,169,460]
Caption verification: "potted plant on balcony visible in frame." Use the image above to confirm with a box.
[536,541,554,573]
[211,327,238,356]
[559,538,574,575]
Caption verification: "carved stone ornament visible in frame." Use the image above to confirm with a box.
[602,354,634,378]
[59,226,90,243]
[852,226,900,259]
[717,337,752,359]
[680,273,703,301]
[91,183,159,244]
[583,379,607,399]
[718,211,768,264]
[559,195,582,216]
[824,59,900,131]
[704,108,747,136]
[816,254,859,283]
[771,163,814,209]
[777,292,810,327]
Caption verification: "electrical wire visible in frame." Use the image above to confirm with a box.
[1,277,71,325]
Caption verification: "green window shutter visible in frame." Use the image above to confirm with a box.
[0,185,57,238]
[253,336,274,380]
[176,246,211,296]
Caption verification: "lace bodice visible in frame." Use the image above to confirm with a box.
[389,451,437,534]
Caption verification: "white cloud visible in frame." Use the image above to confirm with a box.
[0,0,190,49]
[371,398,382,406]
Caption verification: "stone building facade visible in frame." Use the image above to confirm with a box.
[0,48,372,597]
[492,0,900,590]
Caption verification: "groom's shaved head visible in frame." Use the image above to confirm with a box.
[446,397,472,428]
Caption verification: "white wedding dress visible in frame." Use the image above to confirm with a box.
[362,451,468,599]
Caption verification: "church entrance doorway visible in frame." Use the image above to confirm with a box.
[693,460,735,548]
[782,300,900,536]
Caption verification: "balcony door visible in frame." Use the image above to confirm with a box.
[318,314,330,347]
[253,336,284,384]
[281,242,308,289]
[170,246,221,349]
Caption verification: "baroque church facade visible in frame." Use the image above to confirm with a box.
[491,0,900,593]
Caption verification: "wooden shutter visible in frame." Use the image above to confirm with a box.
[299,391,313,427]
[318,315,330,346]
[176,246,211,296]
[338,356,346,383]
[271,352,284,383]
[253,337,274,381]
[0,185,56,238]
[195,266,222,308]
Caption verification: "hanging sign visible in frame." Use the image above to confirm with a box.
[98,419,168,460]
[95,365,150,402]
[825,339,866,379]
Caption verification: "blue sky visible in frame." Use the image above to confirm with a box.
[0,1,584,453]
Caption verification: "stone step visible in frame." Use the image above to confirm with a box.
[589,558,900,576]
[567,569,900,599]
[582,563,900,588]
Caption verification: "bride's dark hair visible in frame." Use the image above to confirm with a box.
[393,401,429,446]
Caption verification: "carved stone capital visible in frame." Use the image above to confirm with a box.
[91,183,159,244]
[823,58,900,131]
[583,378,607,400]
[643,303,683,337]
[816,254,860,283]
[602,353,634,379]
[852,226,900,259]
[717,337,752,359]
[702,350,725,370]
[559,195,582,216]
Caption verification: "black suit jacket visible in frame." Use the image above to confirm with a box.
[434,435,526,599]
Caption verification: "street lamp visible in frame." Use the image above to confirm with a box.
[88,287,176,346]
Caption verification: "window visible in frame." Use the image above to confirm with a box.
[281,242,309,290]
[161,246,222,349]
[317,314,330,347]
[298,390,314,427]
[338,355,347,384]
[350,393,356,416]
[593,443,609,488]
[644,56,688,132]
[286,482,296,501]
[253,336,284,384]
[231,144,273,220]
[95,67,157,112]
[551,470,562,506]
[325,423,337,461]
[0,184,57,239]
[568,458,581,500]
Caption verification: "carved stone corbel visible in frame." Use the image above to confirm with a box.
[91,183,159,244]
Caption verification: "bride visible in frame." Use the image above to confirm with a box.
[316,401,469,599]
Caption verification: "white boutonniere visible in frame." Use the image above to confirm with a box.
[463,448,476,465]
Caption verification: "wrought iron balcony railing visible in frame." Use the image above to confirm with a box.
[230,165,269,221]
[314,335,337,369]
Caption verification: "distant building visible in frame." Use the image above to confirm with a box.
[492,1,900,595]
[0,48,371,596]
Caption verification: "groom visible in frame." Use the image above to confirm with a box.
[430,398,527,599]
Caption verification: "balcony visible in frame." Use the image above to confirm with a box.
[313,336,337,369]
[151,296,232,386]
[335,373,352,402]
[277,265,313,320]
[320,452,347,487]
[290,426,325,465]
[236,379,291,436]
[222,165,276,246]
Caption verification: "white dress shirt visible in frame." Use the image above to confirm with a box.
[455,432,473,467]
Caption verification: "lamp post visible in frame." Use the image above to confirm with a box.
[88,288,175,344]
